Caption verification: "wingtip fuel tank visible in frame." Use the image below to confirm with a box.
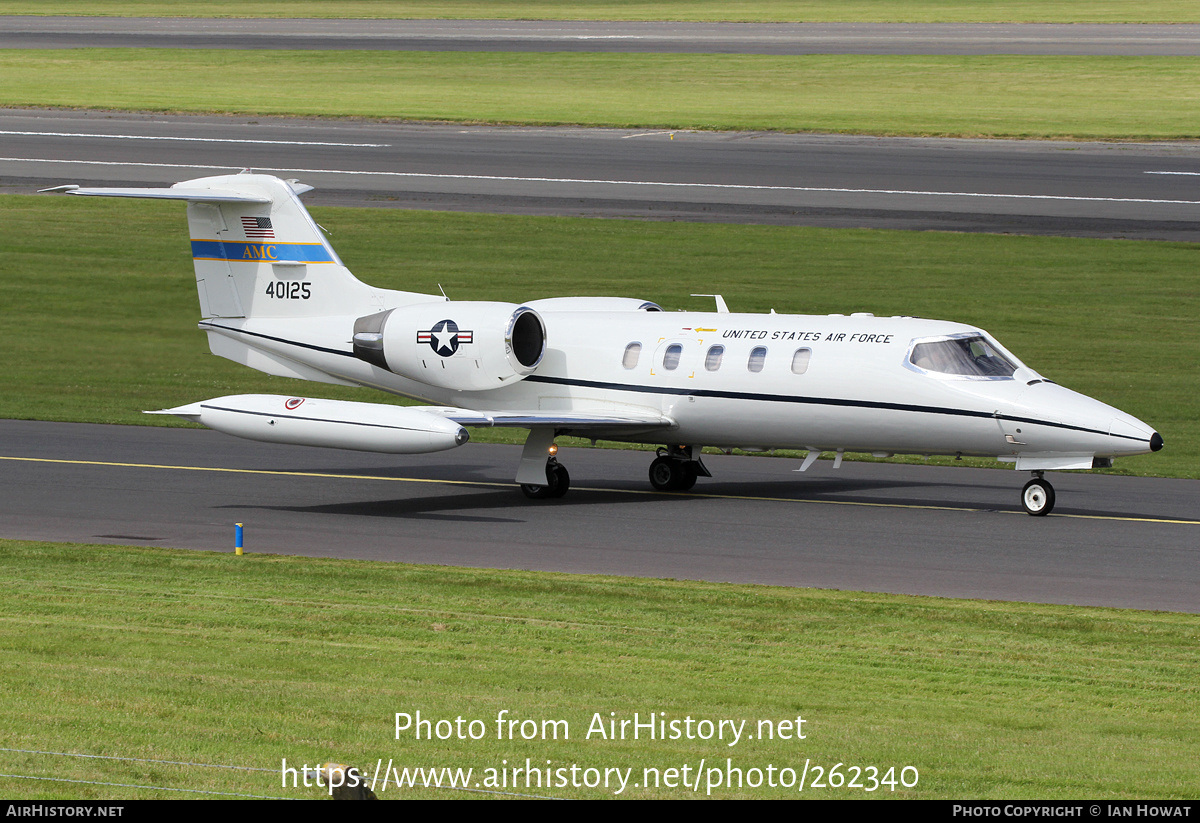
[149,394,469,454]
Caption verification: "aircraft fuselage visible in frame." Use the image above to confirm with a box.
[202,307,1158,467]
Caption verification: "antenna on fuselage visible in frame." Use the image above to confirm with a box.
[692,294,729,313]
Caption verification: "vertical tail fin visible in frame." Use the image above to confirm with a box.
[54,172,380,319]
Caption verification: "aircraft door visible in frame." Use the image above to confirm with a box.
[649,338,699,419]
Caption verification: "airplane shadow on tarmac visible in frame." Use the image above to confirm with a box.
[213,465,1193,523]
[212,467,1049,522]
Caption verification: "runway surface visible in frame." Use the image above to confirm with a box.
[1,419,1196,613]
[4,17,1200,55]
[6,109,1200,239]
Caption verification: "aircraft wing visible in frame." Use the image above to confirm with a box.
[420,407,675,432]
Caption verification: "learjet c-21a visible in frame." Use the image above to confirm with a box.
[43,172,1163,515]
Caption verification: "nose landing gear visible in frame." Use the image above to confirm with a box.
[1021,472,1056,516]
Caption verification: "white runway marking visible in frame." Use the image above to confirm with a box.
[0,130,388,148]
[9,156,1200,205]
[1145,170,1200,176]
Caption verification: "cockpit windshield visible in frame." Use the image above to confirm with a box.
[908,334,1018,378]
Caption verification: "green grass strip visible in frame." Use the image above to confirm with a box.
[3,1,1200,23]
[1,195,1194,478]
[0,540,1196,799]
[4,50,1200,139]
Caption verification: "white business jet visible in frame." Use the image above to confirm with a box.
[43,173,1162,515]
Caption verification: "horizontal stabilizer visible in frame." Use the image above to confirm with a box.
[49,186,271,204]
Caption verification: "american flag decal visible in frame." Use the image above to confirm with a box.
[241,216,274,239]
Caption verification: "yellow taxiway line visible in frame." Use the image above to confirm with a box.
[2,455,1196,526]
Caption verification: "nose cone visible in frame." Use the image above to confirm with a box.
[1011,382,1159,458]
[1105,410,1160,456]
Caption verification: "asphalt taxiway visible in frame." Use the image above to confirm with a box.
[5,109,1200,239]
[6,16,1200,238]
[2,420,1196,613]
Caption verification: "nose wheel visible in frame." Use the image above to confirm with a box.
[1021,474,1055,516]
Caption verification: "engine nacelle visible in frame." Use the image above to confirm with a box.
[352,301,546,391]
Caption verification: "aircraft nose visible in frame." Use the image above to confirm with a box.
[1105,412,1160,456]
[1007,382,1160,458]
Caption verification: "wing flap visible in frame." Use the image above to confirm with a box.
[418,407,674,430]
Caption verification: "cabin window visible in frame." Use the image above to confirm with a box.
[791,348,812,374]
[909,334,1017,378]
[622,342,641,369]
[705,345,724,372]
[663,343,683,371]
[748,346,767,373]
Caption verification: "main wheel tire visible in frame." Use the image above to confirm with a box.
[649,456,681,491]
[521,461,568,500]
[676,462,699,491]
[649,457,700,491]
[548,463,570,498]
[1021,478,1056,516]
[520,482,553,499]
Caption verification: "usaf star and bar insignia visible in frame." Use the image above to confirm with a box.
[417,320,474,356]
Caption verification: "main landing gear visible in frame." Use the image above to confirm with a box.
[1020,472,1056,516]
[518,439,711,500]
[648,445,711,492]
[520,448,570,499]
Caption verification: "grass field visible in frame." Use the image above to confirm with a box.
[2,194,1195,478]
[3,1,1200,23]
[5,50,1200,139]
[1,539,1196,800]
